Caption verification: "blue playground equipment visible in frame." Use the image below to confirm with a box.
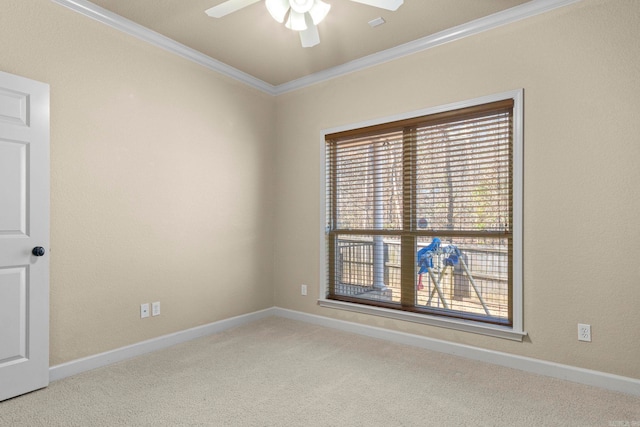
[416,238,490,315]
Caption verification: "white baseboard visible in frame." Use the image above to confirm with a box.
[272,308,640,397]
[50,306,640,397]
[49,307,277,382]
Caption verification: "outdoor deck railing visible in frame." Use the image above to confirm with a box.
[336,238,508,312]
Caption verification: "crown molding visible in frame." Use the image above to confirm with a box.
[50,0,278,95]
[51,0,581,97]
[275,0,581,94]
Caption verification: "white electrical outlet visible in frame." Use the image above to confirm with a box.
[578,323,591,342]
[301,284,307,296]
[141,303,150,319]
[152,301,161,316]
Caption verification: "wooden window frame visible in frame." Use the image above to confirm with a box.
[319,90,525,341]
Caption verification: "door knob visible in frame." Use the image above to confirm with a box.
[32,247,46,257]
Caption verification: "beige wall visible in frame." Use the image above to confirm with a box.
[273,0,640,379]
[1,0,276,365]
[2,0,638,380]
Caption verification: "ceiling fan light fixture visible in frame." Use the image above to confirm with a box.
[289,0,315,14]
[285,10,308,31]
[207,0,403,48]
[269,0,331,27]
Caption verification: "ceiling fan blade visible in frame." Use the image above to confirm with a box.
[205,0,262,18]
[285,10,308,31]
[299,15,320,48]
[265,0,290,23]
[348,0,403,11]
[308,0,331,25]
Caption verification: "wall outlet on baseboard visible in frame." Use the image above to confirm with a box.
[141,303,150,319]
[578,323,591,342]
[152,301,161,316]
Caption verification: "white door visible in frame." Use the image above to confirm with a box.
[0,71,50,401]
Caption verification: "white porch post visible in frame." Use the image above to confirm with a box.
[373,141,386,290]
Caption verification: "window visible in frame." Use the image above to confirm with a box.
[322,91,523,339]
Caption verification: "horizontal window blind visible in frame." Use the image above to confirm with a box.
[327,131,404,231]
[326,99,514,325]
[413,108,512,234]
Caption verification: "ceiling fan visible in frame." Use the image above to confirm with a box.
[205,0,404,48]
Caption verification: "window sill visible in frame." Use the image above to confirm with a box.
[318,299,527,341]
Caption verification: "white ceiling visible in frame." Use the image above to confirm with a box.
[53,0,577,93]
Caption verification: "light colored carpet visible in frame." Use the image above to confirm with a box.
[1,316,639,426]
